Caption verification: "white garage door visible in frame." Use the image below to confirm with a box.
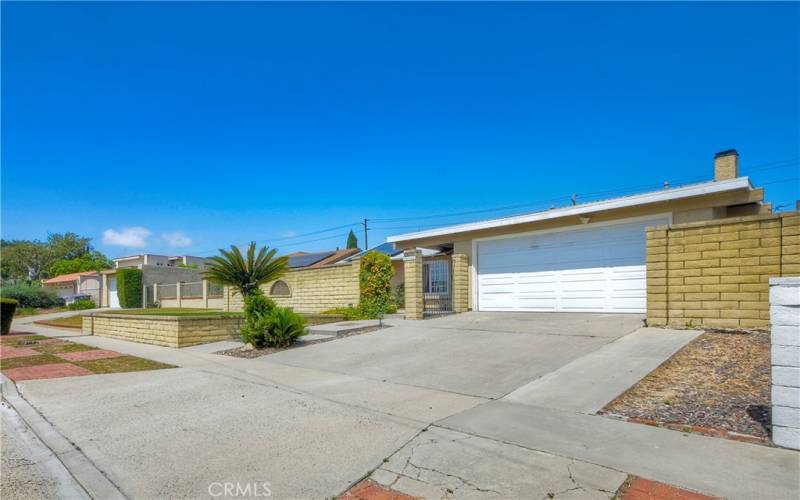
[476,217,668,313]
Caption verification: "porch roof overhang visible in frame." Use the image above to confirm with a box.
[388,176,754,246]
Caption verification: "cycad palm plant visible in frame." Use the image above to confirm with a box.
[202,242,288,297]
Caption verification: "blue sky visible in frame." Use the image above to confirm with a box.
[2,2,798,258]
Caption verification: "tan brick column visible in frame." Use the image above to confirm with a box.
[404,250,424,320]
[646,226,668,326]
[452,253,470,313]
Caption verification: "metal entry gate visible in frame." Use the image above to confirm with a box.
[423,258,452,316]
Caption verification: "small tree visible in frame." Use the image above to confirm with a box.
[346,230,358,249]
[358,251,394,318]
[202,242,288,297]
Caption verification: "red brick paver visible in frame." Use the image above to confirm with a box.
[56,349,123,362]
[622,477,717,500]
[3,363,93,381]
[0,345,41,359]
[340,480,416,500]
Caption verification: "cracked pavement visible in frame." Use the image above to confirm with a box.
[370,427,626,499]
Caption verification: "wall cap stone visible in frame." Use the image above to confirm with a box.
[647,211,797,232]
[770,277,800,287]
[86,313,242,321]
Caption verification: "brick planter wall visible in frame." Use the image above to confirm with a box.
[646,212,799,329]
[83,314,244,348]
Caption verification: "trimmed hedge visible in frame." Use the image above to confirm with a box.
[0,284,64,308]
[116,268,143,308]
[1,298,18,334]
[358,251,394,318]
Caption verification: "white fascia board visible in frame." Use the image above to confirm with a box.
[388,177,751,243]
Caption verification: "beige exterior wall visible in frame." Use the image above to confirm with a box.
[83,313,243,348]
[224,260,360,313]
[646,211,799,329]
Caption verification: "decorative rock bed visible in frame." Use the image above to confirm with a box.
[82,313,244,348]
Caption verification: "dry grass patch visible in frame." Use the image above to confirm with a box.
[35,316,83,329]
[603,329,771,439]
[75,356,175,374]
[0,353,64,370]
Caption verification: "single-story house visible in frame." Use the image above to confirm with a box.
[41,271,102,304]
[388,149,774,318]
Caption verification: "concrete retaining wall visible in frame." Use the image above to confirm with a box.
[770,277,800,450]
[646,211,799,329]
[82,313,243,348]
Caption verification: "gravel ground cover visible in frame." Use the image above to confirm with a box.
[603,329,771,440]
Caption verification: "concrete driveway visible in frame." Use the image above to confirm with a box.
[8,313,799,499]
[265,312,644,398]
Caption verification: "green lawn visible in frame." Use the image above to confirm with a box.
[35,316,84,328]
[112,308,242,317]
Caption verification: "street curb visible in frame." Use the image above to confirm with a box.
[1,374,127,499]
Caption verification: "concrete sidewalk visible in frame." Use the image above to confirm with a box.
[438,400,800,500]
[503,327,701,412]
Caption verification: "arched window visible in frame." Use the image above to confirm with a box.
[270,280,291,297]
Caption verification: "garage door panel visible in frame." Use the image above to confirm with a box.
[476,218,668,313]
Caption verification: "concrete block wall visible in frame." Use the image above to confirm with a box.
[224,260,360,313]
[403,250,424,320]
[647,211,799,329]
[452,253,470,313]
[770,277,800,449]
[83,314,243,348]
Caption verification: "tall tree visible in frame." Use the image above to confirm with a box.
[346,229,358,249]
[202,242,289,297]
[1,232,110,281]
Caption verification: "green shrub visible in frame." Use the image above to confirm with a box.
[1,298,18,334]
[67,299,96,310]
[393,283,405,309]
[321,307,367,320]
[0,284,64,308]
[241,306,306,348]
[116,269,143,308]
[358,251,394,318]
[243,289,276,319]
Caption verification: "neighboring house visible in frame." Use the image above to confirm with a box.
[101,254,210,308]
[41,271,102,304]
[388,149,775,318]
[286,248,361,269]
[113,254,210,270]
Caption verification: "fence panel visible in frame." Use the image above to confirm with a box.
[159,284,177,300]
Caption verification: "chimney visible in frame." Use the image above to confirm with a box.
[714,149,738,181]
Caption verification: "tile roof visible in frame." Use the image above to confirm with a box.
[42,271,99,284]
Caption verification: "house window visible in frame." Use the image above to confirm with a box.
[423,260,449,294]
[270,280,291,297]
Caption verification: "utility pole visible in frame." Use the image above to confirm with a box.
[363,218,369,250]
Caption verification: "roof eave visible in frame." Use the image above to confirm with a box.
[388,177,753,244]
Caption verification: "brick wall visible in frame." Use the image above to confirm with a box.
[403,250,424,320]
[646,211,799,329]
[224,260,360,313]
[83,314,243,348]
[452,253,469,313]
